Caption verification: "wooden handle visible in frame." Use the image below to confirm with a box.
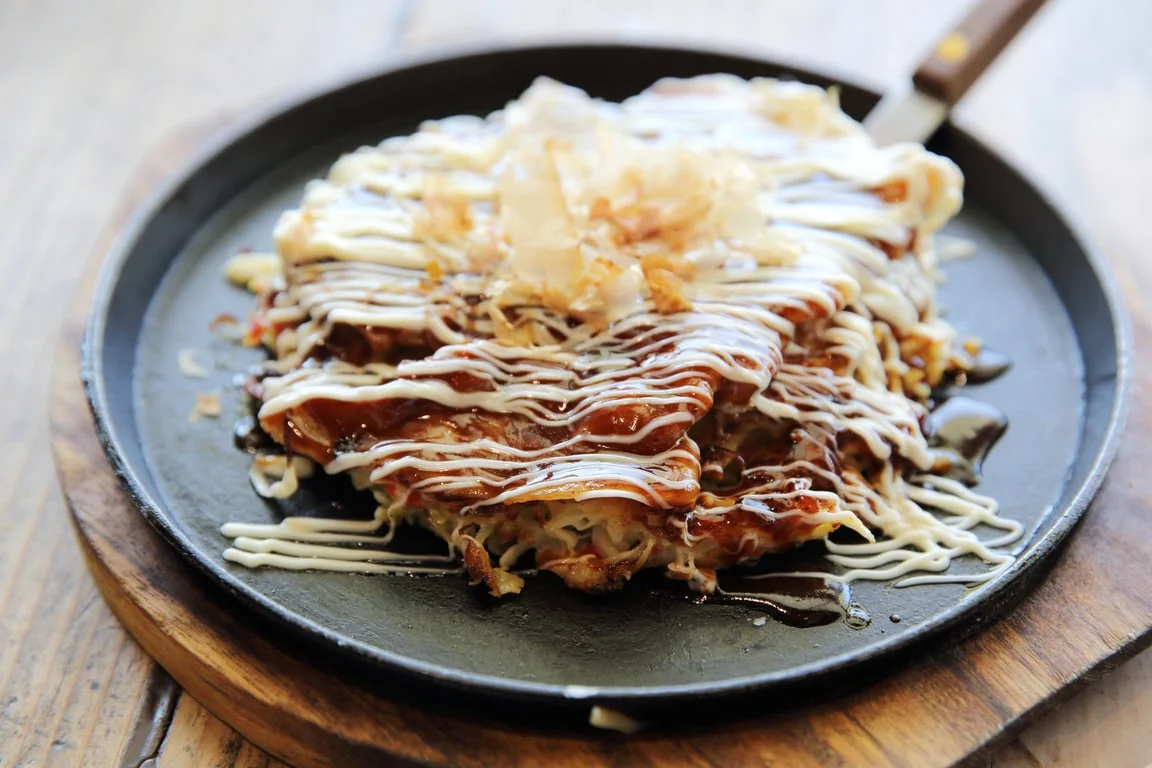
[912,0,1048,105]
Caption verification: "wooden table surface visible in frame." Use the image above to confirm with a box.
[4,1,1150,765]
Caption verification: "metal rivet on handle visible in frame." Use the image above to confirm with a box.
[936,32,972,64]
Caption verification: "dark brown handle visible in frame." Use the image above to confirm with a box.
[912,0,1048,105]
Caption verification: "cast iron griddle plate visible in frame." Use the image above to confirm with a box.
[84,44,1129,708]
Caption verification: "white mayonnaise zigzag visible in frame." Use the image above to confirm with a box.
[223,75,1022,595]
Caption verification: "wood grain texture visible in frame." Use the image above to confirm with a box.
[154,696,288,768]
[0,1,408,765]
[8,0,1152,765]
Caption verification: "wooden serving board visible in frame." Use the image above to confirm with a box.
[50,120,1152,768]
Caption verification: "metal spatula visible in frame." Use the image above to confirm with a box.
[865,0,1049,145]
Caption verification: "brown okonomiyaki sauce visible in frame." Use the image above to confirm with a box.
[927,397,1008,486]
[962,347,1013,386]
[928,348,1012,486]
[643,542,869,629]
[228,347,1010,629]
[233,414,274,454]
[649,349,1011,629]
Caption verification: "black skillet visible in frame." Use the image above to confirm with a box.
[82,33,1129,719]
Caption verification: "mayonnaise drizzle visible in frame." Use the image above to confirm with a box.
[223,75,1022,590]
[221,504,462,574]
